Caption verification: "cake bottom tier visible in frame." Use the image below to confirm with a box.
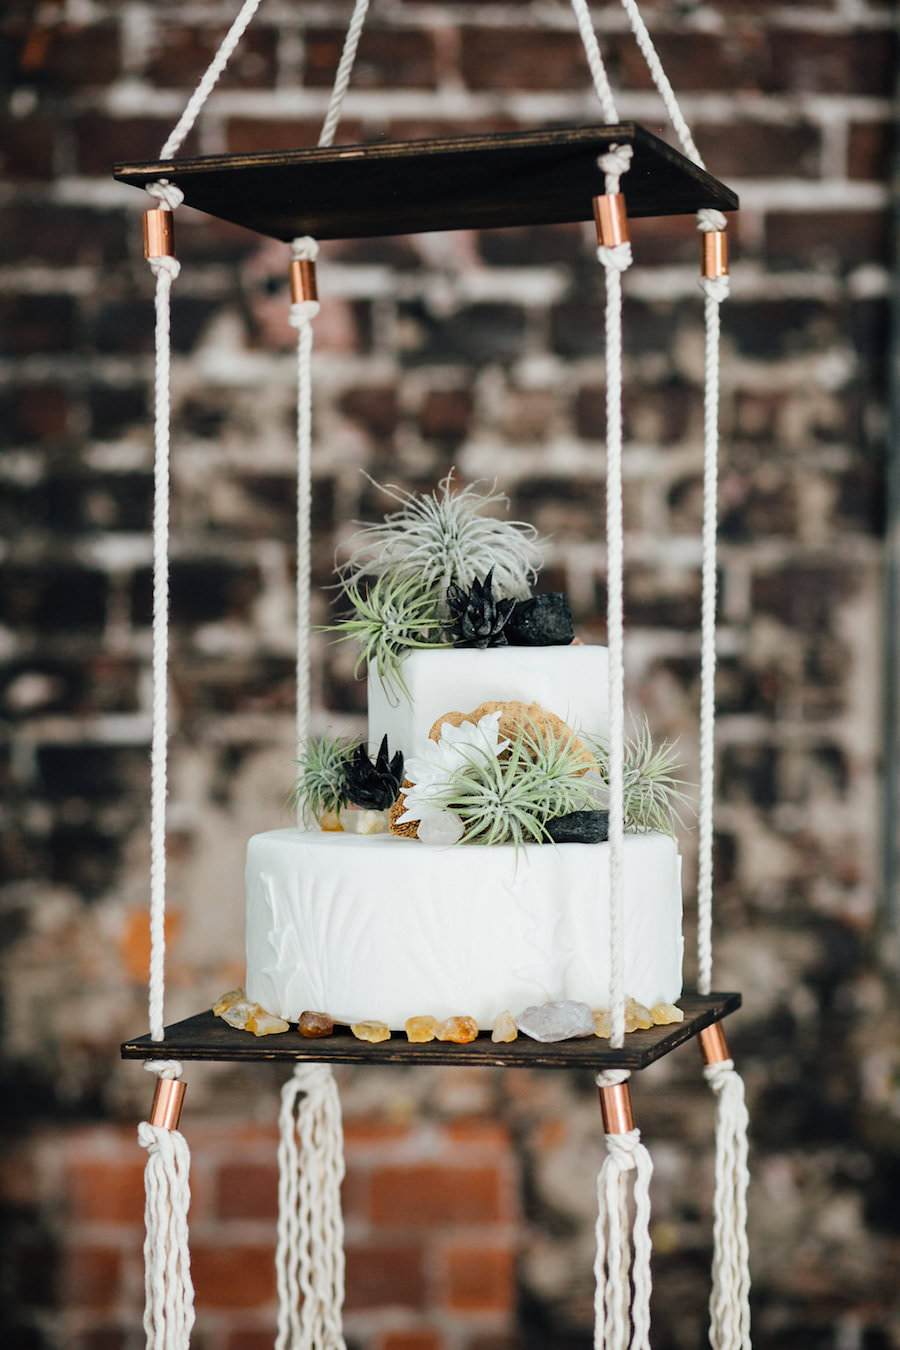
[246,829,683,1030]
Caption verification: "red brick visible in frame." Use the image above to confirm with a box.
[766,29,896,96]
[345,1243,426,1311]
[342,1121,413,1149]
[848,121,892,182]
[75,115,200,176]
[215,1162,278,1220]
[306,29,437,89]
[418,389,474,445]
[444,1120,511,1149]
[11,384,70,441]
[692,120,821,179]
[10,17,120,88]
[190,1245,277,1308]
[443,1246,515,1313]
[143,25,279,90]
[0,204,129,266]
[67,1159,145,1223]
[225,1331,280,1350]
[765,209,889,274]
[378,1330,443,1350]
[617,27,767,93]
[459,28,587,91]
[226,119,363,154]
[0,294,77,355]
[0,111,55,179]
[61,1246,123,1311]
[369,1165,505,1227]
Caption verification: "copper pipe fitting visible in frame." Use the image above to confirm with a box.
[290,258,318,304]
[593,193,629,249]
[143,209,175,260]
[598,1080,635,1134]
[698,1021,730,1065]
[149,1076,186,1131]
[701,231,729,278]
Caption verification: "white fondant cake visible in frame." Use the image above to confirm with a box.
[368,645,610,760]
[245,828,683,1029]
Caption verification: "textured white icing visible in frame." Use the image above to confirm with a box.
[367,645,610,760]
[245,829,683,1029]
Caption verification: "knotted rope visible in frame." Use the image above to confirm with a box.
[276,1065,347,1350]
[703,1060,752,1350]
[594,1073,653,1350]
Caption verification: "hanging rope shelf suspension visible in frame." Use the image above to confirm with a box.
[119,1,750,1347]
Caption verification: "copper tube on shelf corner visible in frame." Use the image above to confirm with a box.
[698,1020,730,1065]
[290,257,318,304]
[598,1079,635,1135]
[149,1076,187,1131]
[593,193,629,249]
[143,208,175,260]
[701,230,729,278]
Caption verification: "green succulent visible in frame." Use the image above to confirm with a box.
[289,732,359,823]
[325,571,450,701]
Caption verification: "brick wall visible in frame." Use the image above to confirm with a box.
[1,2,897,1348]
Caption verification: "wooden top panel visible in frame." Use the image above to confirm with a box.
[114,123,738,241]
[122,991,741,1071]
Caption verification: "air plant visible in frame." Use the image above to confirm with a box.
[445,568,516,648]
[405,716,597,848]
[340,473,544,608]
[289,732,359,824]
[325,571,450,701]
[586,719,687,836]
[343,735,404,810]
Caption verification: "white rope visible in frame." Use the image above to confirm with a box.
[159,0,265,160]
[318,0,371,148]
[276,1064,347,1350]
[617,0,702,167]
[288,237,321,769]
[703,1061,752,1350]
[138,1118,195,1350]
[147,248,180,1044]
[696,267,728,996]
[594,1073,653,1350]
[594,149,633,1050]
[570,0,619,124]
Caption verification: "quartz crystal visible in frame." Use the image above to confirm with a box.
[491,1010,518,1043]
[319,809,343,832]
[435,1015,479,1044]
[213,988,289,1036]
[298,1010,335,1038]
[341,807,391,835]
[418,810,465,846]
[405,1015,438,1043]
[517,1000,595,1042]
[624,998,655,1031]
[593,1010,612,1039]
[351,1020,391,1043]
[651,1002,684,1025]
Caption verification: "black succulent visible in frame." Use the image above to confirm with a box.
[342,735,404,810]
[446,568,516,648]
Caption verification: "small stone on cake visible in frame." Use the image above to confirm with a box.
[405,1015,437,1042]
[491,1010,518,1043]
[651,1002,684,1025]
[213,988,289,1037]
[624,998,655,1031]
[435,1015,478,1044]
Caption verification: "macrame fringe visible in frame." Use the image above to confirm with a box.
[276,1063,347,1350]
[594,1074,653,1350]
[704,1060,752,1350]
[138,1111,195,1350]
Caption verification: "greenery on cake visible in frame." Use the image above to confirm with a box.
[325,571,449,701]
[586,719,687,837]
[327,475,550,695]
[396,710,686,847]
[289,732,359,823]
[340,473,544,606]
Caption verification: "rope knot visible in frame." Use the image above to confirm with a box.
[149,255,181,282]
[146,181,185,212]
[599,144,634,177]
[604,1127,643,1172]
[289,300,322,329]
[291,235,320,263]
[700,274,730,303]
[596,242,633,272]
[144,1059,184,1080]
[697,207,728,233]
[703,1057,736,1091]
[292,1061,335,1097]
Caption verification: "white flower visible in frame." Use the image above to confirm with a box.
[397,711,509,826]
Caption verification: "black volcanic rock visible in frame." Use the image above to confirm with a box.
[543,810,609,844]
[506,593,574,646]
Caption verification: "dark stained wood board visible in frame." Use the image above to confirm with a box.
[122,991,741,1071]
[113,123,738,242]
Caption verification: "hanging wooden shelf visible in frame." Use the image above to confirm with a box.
[113,123,738,242]
[121,991,740,1070]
